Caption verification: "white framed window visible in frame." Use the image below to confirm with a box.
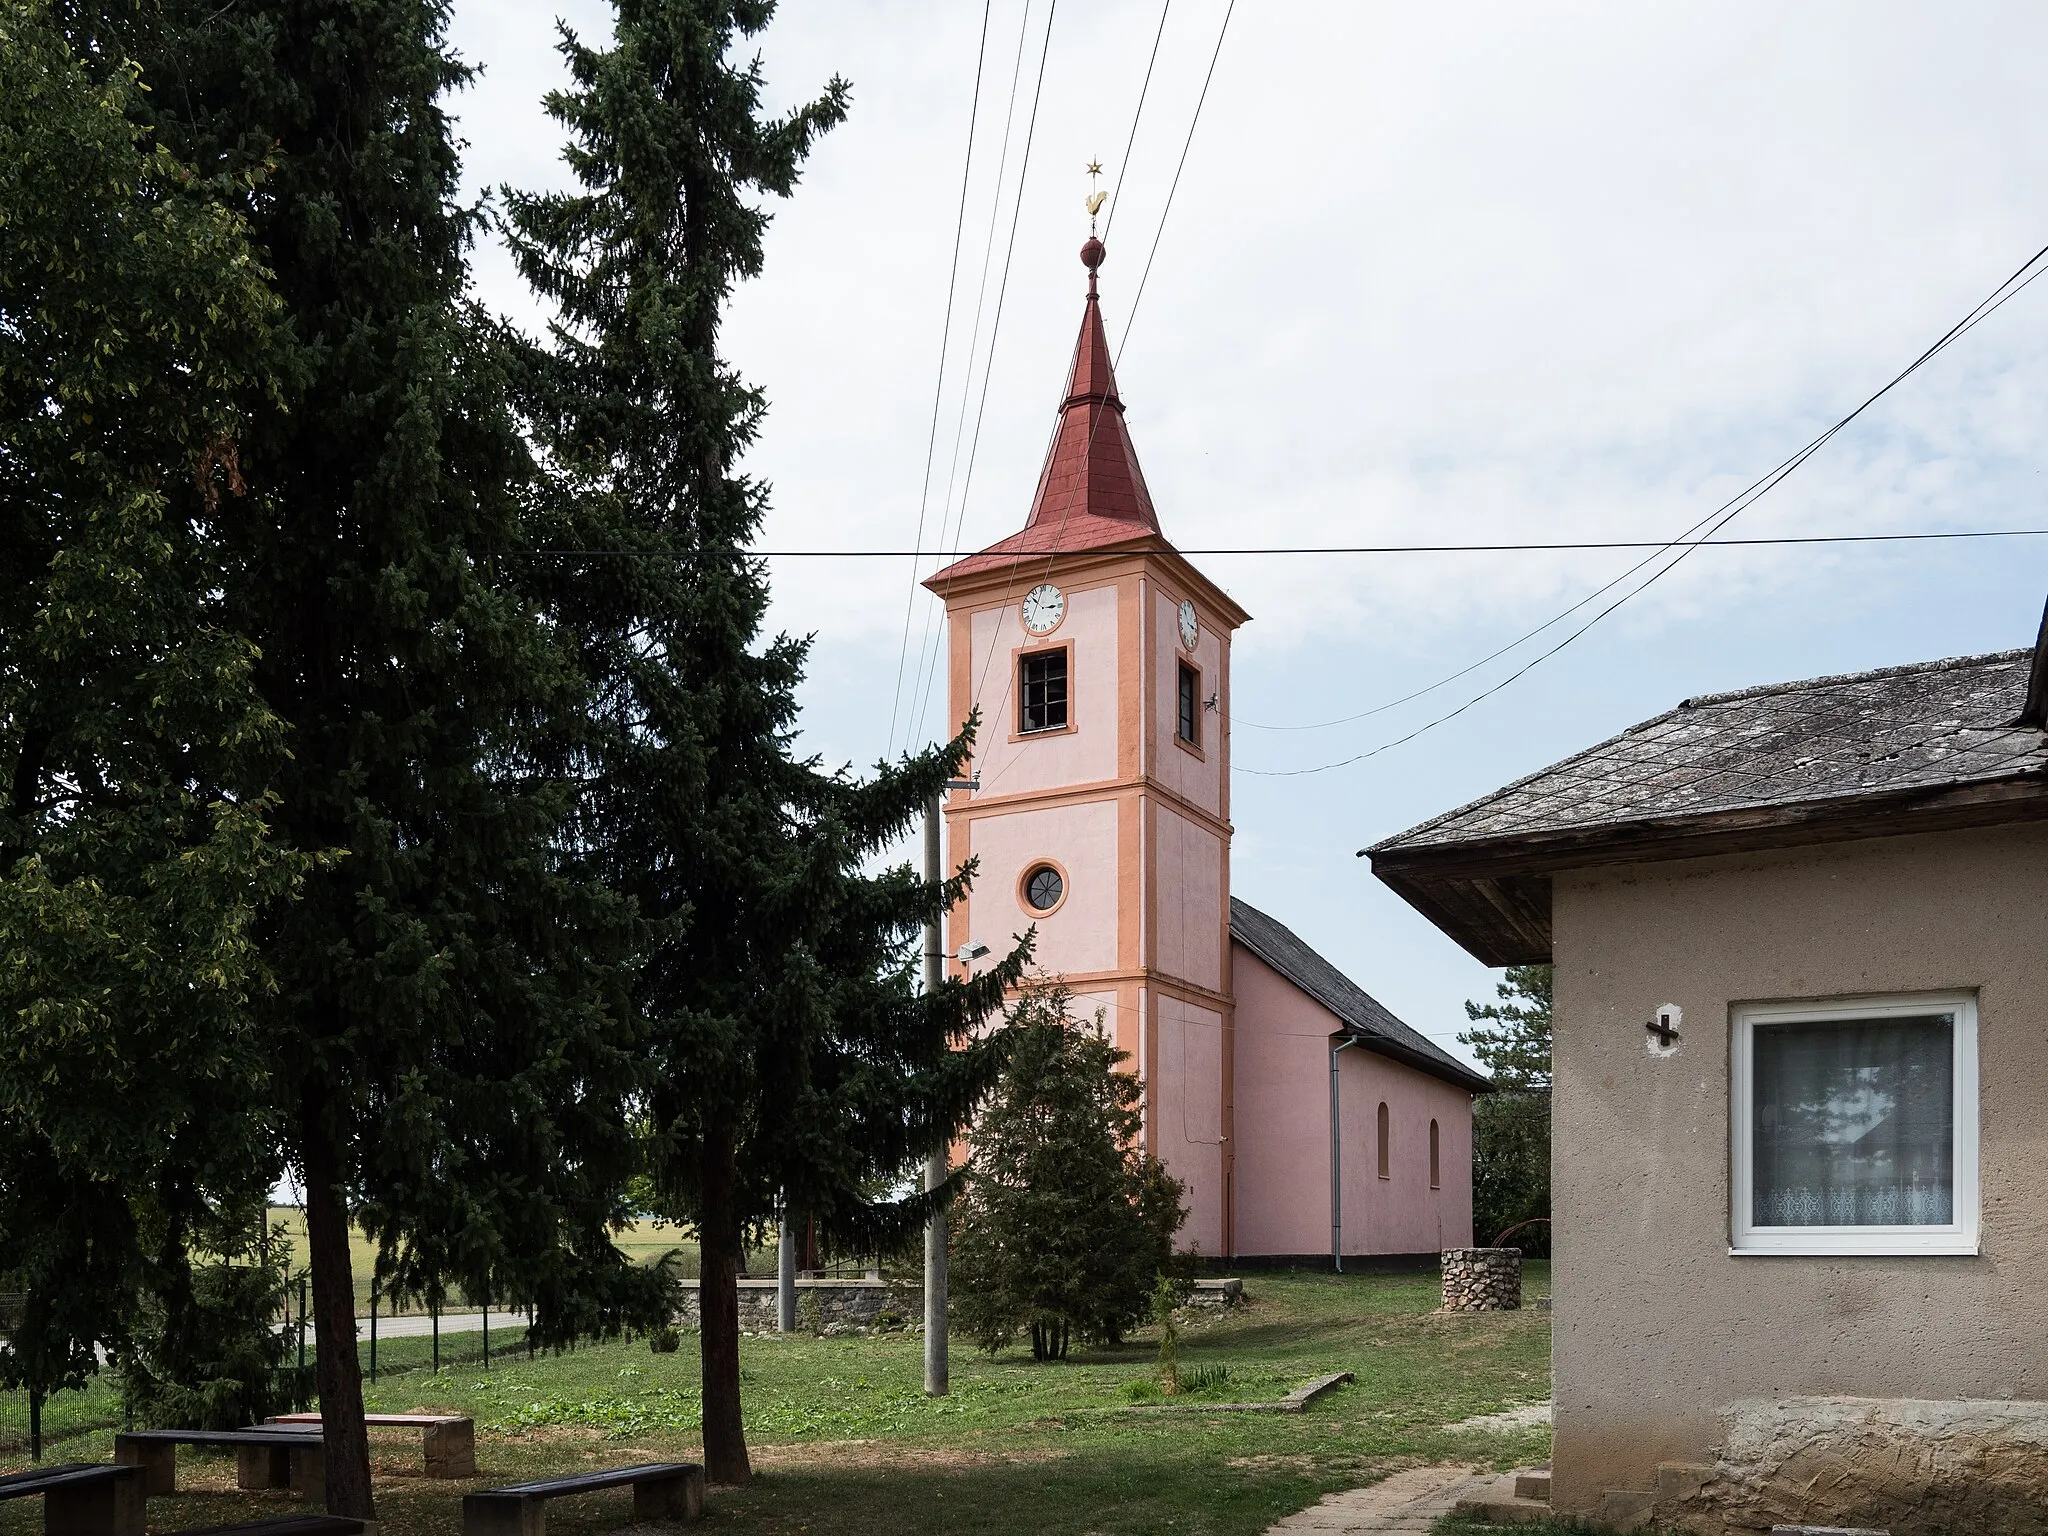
[1731,992,1978,1256]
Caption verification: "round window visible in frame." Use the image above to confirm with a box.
[1023,864,1064,913]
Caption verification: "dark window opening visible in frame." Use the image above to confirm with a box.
[1020,649,1068,734]
[1376,1102,1390,1179]
[1024,864,1064,912]
[1176,660,1200,746]
[1429,1119,1441,1188]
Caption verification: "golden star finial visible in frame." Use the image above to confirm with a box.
[1086,159,1103,178]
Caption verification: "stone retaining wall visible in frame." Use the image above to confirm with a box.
[1646,1395,2048,1535]
[671,1276,1244,1337]
[1440,1248,1521,1311]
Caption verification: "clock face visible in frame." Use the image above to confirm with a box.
[1022,583,1065,635]
[1178,600,1199,652]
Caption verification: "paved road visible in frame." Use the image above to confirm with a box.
[351,1310,501,1340]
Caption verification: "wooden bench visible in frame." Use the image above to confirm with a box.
[0,1462,143,1536]
[114,1427,325,1505]
[264,1413,476,1478]
[462,1463,703,1536]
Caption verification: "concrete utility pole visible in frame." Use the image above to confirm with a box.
[777,1198,796,1334]
[922,790,949,1396]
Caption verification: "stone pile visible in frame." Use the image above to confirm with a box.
[1440,1247,1522,1311]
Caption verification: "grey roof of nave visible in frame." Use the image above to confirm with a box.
[1229,896,1492,1093]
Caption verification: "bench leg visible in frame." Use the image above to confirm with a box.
[463,1494,543,1536]
[237,1443,294,1491]
[45,1474,143,1536]
[634,1468,703,1523]
[423,1420,476,1478]
[289,1443,326,1509]
[115,1438,178,1496]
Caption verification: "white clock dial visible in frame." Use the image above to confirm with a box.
[1178,600,1199,652]
[1022,583,1065,635]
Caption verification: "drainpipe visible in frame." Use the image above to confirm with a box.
[1329,1033,1361,1273]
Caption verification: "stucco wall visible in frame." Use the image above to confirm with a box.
[961,799,1120,978]
[1154,807,1224,992]
[1153,995,1228,1255]
[1151,586,1226,817]
[963,580,1119,794]
[1230,946,1474,1258]
[1549,821,2048,1518]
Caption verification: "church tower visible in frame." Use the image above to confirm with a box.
[925,236,1249,1255]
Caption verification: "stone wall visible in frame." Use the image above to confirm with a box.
[671,1275,1245,1337]
[1641,1396,2048,1535]
[672,1279,910,1336]
[1440,1247,1520,1311]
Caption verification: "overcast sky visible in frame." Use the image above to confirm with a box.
[447,1,2048,1066]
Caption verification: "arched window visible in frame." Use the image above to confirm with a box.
[1429,1119,1441,1189]
[1376,1102,1390,1179]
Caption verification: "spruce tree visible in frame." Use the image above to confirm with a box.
[503,0,1025,1483]
[70,1,652,1512]
[0,0,301,1442]
[1463,966,1551,1252]
[952,986,1188,1361]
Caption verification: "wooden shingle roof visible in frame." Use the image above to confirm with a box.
[1369,642,2048,966]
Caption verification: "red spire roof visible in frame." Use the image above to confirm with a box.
[926,240,1166,589]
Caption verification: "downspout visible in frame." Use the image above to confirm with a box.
[1329,1033,1360,1273]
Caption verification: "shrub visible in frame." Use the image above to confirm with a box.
[647,1326,680,1354]
[122,1253,303,1429]
[952,983,1188,1361]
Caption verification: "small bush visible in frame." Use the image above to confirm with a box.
[1180,1363,1232,1395]
[873,1308,906,1332]
[646,1326,680,1354]
[1121,1378,1162,1403]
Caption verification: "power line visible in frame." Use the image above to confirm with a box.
[1101,1,1172,245]
[884,1,994,762]
[899,2,1041,761]
[1237,239,2048,774]
[966,0,1239,762]
[504,527,2048,560]
[910,0,1060,751]
[1120,0,1233,349]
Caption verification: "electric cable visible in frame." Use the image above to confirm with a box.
[1237,238,2048,773]
[965,0,1238,761]
[1101,0,1172,245]
[509,527,2048,560]
[908,0,1060,751]
[884,0,994,761]
[898,0,1044,759]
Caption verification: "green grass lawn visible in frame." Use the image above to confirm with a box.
[1,1266,1551,1536]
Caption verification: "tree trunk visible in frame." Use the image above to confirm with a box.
[697,1123,750,1484]
[300,1097,374,1518]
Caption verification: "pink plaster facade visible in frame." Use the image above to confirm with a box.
[1231,949,1474,1258]
[925,241,1480,1258]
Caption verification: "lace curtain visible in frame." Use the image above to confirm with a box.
[1752,1012,1954,1228]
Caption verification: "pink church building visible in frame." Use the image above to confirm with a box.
[925,238,1489,1262]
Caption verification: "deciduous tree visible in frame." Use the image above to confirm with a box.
[0,0,302,1444]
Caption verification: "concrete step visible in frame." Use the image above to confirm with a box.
[1451,1471,1553,1526]
[1512,1471,1551,1501]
